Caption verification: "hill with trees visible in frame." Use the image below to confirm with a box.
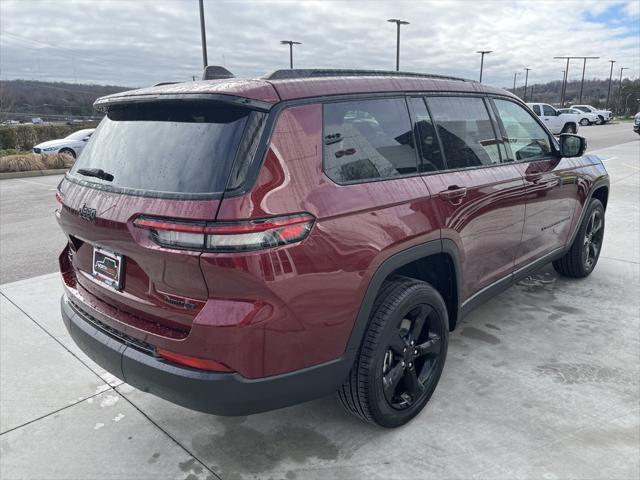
[1,77,638,123]
[0,80,130,122]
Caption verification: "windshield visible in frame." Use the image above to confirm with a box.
[66,129,93,140]
[69,101,252,196]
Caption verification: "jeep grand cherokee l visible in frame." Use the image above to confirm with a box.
[56,68,609,428]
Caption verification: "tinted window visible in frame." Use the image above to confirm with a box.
[70,101,253,195]
[426,97,501,169]
[575,106,589,112]
[532,105,541,115]
[323,98,417,183]
[493,99,552,161]
[407,97,446,172]
[542,104,556,116]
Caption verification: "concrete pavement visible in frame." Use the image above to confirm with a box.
[0,134,638,479]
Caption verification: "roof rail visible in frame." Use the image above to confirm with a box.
[202,65,235,80]
[153,82,179,86]
[262,68,470,82]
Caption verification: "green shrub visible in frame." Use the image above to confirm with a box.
[0,128,18,150]
[0,122,96,150]
[0,149,29,156]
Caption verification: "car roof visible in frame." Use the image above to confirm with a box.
[95,72,517,107]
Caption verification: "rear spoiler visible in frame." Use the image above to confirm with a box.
[93,93,272,113]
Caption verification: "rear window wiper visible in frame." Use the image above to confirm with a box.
[76,168,114,182]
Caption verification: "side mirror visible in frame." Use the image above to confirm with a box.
[559,134,587,157]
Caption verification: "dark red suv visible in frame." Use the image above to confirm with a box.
[56,69,609,427]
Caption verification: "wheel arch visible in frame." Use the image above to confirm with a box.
[567,177,610,248]
[591,184,609,210]
[345,239,462,356]
[59,147,76,158]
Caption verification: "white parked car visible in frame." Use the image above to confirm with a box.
[558,108,598,126]
[527,103,579,135]
[634,112,639,135]
[32,129,94,159]
[570,105,612,124]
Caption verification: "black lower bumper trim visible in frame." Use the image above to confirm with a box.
[61,294,352,415]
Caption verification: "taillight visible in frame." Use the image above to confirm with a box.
[55,191,64,205]
[156,348,233,372]
[133,213,315,252]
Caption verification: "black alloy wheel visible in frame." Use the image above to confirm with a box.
[338,277,448,427]
[553,198,605,278]
[582,208,604,271]
[381,303,443,410]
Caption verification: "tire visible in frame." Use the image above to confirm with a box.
[59,148,76,159]
[553,198,605,278]
[580,118,590,126]
[338,276,448,428]
[561,123,576,134]
[595,116,603,125]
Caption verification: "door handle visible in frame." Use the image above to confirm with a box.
[440,186,468,202]
[525,172,543,183]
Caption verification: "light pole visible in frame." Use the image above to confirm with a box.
[512,71,520,94]
[280,40,301,69]
[476,50,492,83]
[387,19,409,71]
[606,60,616,109]
[554,56,571,106]
[198,0,208,69]
[623,92,640,116]
[559,69,565,104]
[617,67,629,114]
[578,56,599,103]
[523,68,531,102]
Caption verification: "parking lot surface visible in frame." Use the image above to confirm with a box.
[0,124,638,479]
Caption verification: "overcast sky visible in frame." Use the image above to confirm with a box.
[1,0,638,88]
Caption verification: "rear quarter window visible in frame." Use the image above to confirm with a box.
[322,98,418,184]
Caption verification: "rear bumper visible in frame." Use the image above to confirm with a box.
[61,294,351,415]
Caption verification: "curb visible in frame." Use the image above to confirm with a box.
[0,169,68,180]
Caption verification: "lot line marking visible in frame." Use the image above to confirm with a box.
[116,391,223,480]
[14,178,57,190]
[0,292,222,480]
[0,390,106,436]
[622,163,640,171]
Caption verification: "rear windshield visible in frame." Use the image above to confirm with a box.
[69,101,252,196]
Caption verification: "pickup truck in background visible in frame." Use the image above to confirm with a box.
[570,104,613,124]
[527,102,579,134]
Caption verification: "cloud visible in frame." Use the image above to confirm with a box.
[0,0,638,88]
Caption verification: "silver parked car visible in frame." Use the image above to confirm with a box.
[32,129,94,158]
[558,108,598,126]
[570,105,613,124]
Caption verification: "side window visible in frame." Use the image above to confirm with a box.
[493,99,552,161]
[542,104,556,116]
[323,98,418,183]
[426,96,501,169]
[532,105,542,116]
[407,97,446,172]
